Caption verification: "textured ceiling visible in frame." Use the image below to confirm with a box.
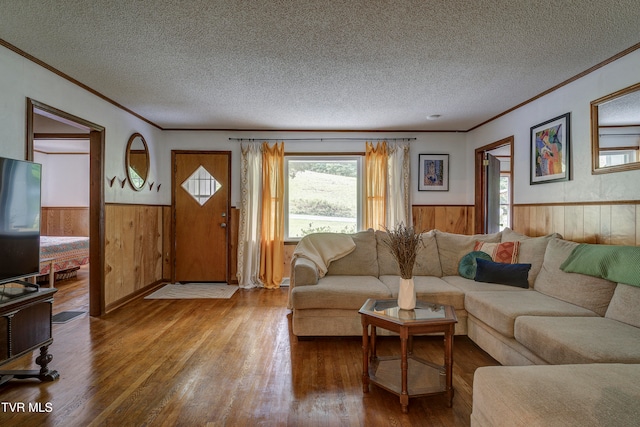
[1,1,639,131]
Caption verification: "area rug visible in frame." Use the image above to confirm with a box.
[52,311,86,324]
[144,283,237,300]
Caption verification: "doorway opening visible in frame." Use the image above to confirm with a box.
[474,136,514,234]
[26,99,106,316]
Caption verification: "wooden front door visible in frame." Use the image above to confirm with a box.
[173,151,230,283]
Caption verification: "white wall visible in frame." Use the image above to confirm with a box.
[467,49,640,204]
[0,45,164,206]
[33,152,90,207]
[3,41,639,210]
[158,131,468,207]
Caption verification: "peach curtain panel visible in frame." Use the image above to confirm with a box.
[259,142,285,289]
[365,141,388,230]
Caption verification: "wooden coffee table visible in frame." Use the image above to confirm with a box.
[359,298,457,413]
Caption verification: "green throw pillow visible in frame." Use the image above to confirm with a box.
[560,244,640,287]
[458,251,493,279]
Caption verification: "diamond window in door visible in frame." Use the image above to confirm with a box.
[181,165,221,206]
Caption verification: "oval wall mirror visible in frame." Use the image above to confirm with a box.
[125,133,150,190]
[591,82,640,174]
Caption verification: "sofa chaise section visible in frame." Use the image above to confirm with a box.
[471,363,640,427]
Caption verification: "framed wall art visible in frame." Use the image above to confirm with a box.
[418,153,449,191]
[530,112,571,184]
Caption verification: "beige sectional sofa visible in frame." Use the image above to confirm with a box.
[288,228,640,425]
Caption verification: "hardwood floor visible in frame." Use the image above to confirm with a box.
[1,267,499,426]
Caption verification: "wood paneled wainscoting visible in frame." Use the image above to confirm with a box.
[512,202,640,245]
[412,205,476,235]
[41,206,89,236]
[104,204,168,312]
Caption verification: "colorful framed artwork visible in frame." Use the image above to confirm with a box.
[418,154,449,191]
[530,112,571,184]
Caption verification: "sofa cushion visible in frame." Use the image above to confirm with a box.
[376,230,442,277]
[534,238,616,316]
[326,229,378,276]
[515,316,640,364]
[464,290,598,337]
[474,258,531,289]
[471,364,640,427]
[500,228,562,288]
[435,230,501,276]
[289,275,391,310]
[442,275,530,293]
[378,275,465,309]
[606,283,640,328]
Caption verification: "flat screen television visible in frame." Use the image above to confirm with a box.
[0,156,42,285]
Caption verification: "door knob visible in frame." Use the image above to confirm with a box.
[220,223,227,228]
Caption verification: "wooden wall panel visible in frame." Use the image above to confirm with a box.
[105,204,164,309]
[600,205,612,244]
[283,244,295,279]
[582,205,600,244]
[162,206,172,281]
[513,202,639,245]
[611,205,636,245]
[412,205,475,234]
[41,207,89,236]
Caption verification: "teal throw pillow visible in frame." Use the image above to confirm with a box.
[458,251,493,279]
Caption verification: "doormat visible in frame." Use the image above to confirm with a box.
[52,311,86,324]
[144,283,237,300]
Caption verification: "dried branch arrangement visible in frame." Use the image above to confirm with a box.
[382,223,423,279]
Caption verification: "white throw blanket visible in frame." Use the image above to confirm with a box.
[292,233,356,278]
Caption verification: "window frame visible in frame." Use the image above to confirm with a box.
[598,149,638,168]
[284,154,364,241]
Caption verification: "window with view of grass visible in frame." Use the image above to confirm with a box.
[285,156,363,240]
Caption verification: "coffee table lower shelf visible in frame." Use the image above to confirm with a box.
[368,355,447,398]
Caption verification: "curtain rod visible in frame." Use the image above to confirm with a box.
[229,137,416,142]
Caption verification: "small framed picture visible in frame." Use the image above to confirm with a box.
[530,112,571,184]
[418,154,449,191]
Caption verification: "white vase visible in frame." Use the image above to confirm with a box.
[398,277,416,310]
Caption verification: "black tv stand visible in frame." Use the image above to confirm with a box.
[0,284,59,386]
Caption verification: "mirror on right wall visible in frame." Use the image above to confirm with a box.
[591,82,640,174]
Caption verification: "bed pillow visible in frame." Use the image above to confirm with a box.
[474,258,531,288]
[474,241,519,264]
[458,251,493,279]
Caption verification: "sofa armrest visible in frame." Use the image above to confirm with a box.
[292,257,319,287]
